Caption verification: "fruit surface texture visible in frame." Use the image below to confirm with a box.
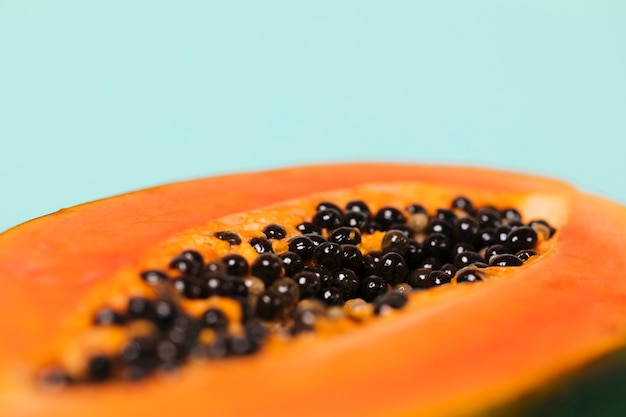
[0,163,625,417]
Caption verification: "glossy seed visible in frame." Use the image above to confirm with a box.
[279,251,304,277]
[167,315,201,346]
[455,217,479,245]
[249,237,274,254]
[290,308,317,334]
[332,268,360,299]
[529,219,556,238]
[506,226,538,253]
[404,240,424,269]
[381,230,410,255]
[121,336,156,365]
[422,233,450,260]
[374,291,408,314]
[157,339,181,364]
[345,200,371,217]
[489,254,524,267]
[214,231,242,246]
[168,256,200,275]
[456,268,483,283]
[435,208,457,225]
[362,222,379,234]
[244,318,268,349]
[406,204,427,215]
[451,242,476,256]
[179,249,204,266]
[244,276,265,297]
[313,242,344,271]
[316,201,343,215]
[328,227,362,245]
[127,297,154,320]
[203,260,227,277]
[379,252,408,285]
[230,335,257,356]
[440,263,457,277]
[270,278,300,307]
[478,227,498,247]
[359,275,387,302]
[223,277,249,298]
[341,211,369,230]
[406,268,431,289]
[530,222,552,241]
[341,244,364,272]
[201,308,229,331]
[222,254,249,277]
[318,287,344,306]
[388,223,413,236]
[476,208,502,228]
[312,209,343,229]
[453,251,484,269]
[307,234,327,249]
[288,236,315,261]
[417,257,442,271]
[293,271,321,299]
[501,208,522,224]
[153,299,178,328]
[304,266,333,289]
[493,226,512,245]
[205,274,226,297]
[451,196,475,215]
[373,207,406,231]
[87,355,112,382]
[140,270,168,286]
[428,270,452,286]
[94,307,125,326]
[296,221,322,235]
[256,289,286,321]
[176,276,209,299]
[516,248,538,261]
[426,219,455,238]
[361,251,383,276]
[483,244,510,262]
[262,223,287,240]
[204,336,229,358]
[251,253,283,286]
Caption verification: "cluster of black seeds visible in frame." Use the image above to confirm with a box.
[43,196,555,386]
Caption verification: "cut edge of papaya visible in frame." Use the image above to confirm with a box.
[0,163,624,417]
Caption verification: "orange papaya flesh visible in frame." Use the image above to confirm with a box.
[0,163,625,416]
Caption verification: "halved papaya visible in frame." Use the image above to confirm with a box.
[0,163,625,417]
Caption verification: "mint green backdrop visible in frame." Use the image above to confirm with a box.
[1,1,625,232]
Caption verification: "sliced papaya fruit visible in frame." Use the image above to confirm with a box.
[0,163,625,417]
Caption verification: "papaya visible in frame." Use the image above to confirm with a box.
[0,163,625,417]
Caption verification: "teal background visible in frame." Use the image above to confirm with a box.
[1,1,625,232]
